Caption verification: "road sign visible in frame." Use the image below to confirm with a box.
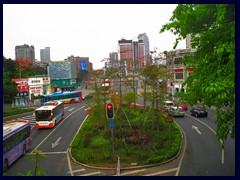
[165,115,174,123]
[110,119,114,128]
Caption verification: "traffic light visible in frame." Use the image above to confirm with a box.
[106,103,114,119]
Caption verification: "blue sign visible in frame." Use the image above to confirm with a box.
[81,61,86,70]
[110,119,114,128]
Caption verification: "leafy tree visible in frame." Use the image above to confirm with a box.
[160,4,235,144]
[77,70,89,84]
[122,92,137,105]
[3,56,18,103]
[141,65,170,130]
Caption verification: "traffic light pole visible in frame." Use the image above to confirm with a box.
[111,122,114,154]
[106,103,115,154]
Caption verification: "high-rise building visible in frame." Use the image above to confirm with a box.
[109,52,118,68]
[67,56,93,71]
[40,47,51,63]
[118,38,145,73]
[15,44,35,67]
[138,33,150,65]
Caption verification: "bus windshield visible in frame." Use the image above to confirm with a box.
[35,110,52,121]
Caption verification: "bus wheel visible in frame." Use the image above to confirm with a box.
[70,100,73,104]
[3,159,8,173]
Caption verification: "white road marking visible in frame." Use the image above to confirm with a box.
[192,125,202,134]
[186,114,224,164]
[71,169,86,173]
[144,168,178,176]
[66,148,74,176]
[80,171,101,176]
[26,151,67,155]
[120,169,146,175]
[174,121,187,176]
[52,137,62,148]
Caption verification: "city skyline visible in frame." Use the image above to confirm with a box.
[3,4,186,69]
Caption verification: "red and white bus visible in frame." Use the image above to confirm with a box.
[35,101,64,129]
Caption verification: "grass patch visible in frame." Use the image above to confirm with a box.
[3,107,35,117]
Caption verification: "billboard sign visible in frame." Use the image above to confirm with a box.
[81,61,86,70]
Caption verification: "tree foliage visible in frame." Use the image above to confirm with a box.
[3,56,48,103]
[160,4,235,143]
[3,56,18,103]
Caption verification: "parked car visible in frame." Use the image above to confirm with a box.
[129,103,144,109]
[190,105,208,117]
[168,106,185,117]
[163,100,174,109]
[179,103,188,111]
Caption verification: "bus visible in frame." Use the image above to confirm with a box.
[35,101,64,129]
[3,120,32,173]
[40,91,82,106]
[101,79,111,94]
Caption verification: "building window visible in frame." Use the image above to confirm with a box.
[174,57,182,65]
[175,73,183,79]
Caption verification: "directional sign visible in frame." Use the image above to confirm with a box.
[110,119,114,128]
[165,115,174,123]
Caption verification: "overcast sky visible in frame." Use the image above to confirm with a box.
[3,4,186,69]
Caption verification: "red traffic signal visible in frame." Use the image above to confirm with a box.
[106,103,114,119]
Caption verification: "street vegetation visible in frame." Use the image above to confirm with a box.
[71,102,182,166]
[160,4,235,145]
[3,4,235,172]
[3,107,35,117]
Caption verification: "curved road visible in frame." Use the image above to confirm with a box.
[174,109,235,176]
[5,103,235,176]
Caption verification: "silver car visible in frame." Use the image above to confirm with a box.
[168,106,185,117]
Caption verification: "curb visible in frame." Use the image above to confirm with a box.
[68,117,185,171]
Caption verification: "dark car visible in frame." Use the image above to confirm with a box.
[190,105,208,117]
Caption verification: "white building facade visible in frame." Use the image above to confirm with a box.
[28,77,51,99]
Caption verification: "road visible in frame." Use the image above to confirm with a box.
[5,102,87,176]
[4,99,235,176]
[174,109,235,176]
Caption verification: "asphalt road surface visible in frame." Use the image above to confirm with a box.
[4,101,235,176]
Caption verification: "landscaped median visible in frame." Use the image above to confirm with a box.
[69,103,183,169]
